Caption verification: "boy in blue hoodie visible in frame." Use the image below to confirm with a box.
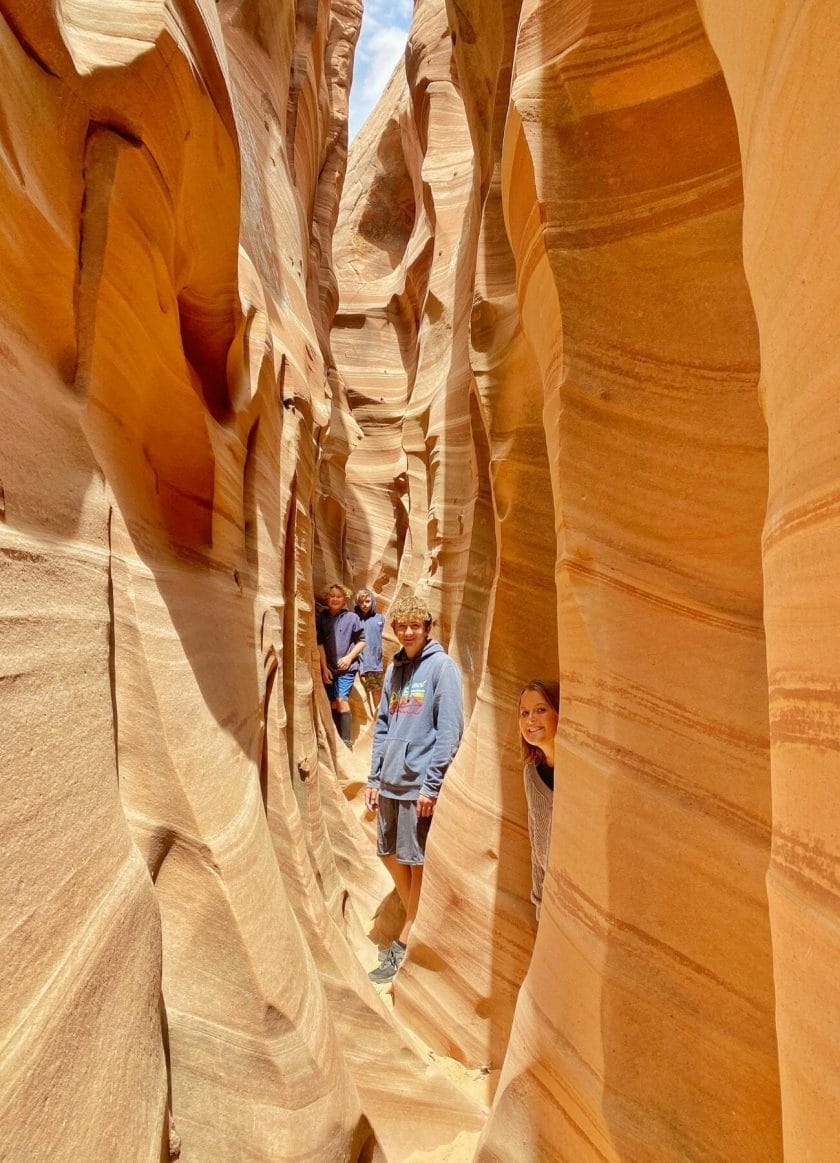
[364,594,463,983]
[354,588,386,714]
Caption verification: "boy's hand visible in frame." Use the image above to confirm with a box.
[336,655,351,672]
[416,794,436,818]
[321,665,333,683]
[364,786,379,812]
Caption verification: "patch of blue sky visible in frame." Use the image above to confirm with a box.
[348,0,413,140]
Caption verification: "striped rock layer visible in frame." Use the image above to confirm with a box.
[333,0,840,1159]
[3,0,840,1160]
[0,2,482,1159]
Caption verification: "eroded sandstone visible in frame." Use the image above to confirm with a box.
[333,0,840,1160]
[0,2,482,1159]
[4,0,840,1159]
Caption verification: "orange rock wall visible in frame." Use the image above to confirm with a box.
[4,0,840,1157]
[483,2,779,1158]
[334,0,840,1159]
[0,2,482,1159]
[698,1,840,1153]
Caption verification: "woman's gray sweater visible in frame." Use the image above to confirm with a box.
[524,760,554,919]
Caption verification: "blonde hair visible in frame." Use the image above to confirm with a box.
[389,594,433,631]
[519,680,560,765]
[324,582,352,605]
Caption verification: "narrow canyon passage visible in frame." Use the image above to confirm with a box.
[2,2,840,1162]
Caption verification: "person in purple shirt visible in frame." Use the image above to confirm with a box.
[317,583,365,750]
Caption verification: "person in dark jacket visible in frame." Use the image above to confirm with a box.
[317,583,365,750]
[354,588,387,714]
[364,594,463,983]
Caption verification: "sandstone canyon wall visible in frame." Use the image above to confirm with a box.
[333,0,840,1160]
[697,2,840,1155]
[4,0,840,1160]
[0,2,483,1159]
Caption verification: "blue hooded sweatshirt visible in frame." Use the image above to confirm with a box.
[368,639,463,800]
[354,591,386,673]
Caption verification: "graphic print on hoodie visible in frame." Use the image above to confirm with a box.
[389,680,426,715]
[368,639,464,800]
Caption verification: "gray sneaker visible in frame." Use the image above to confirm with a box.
[376,940,399,964]
[369,942,406,984]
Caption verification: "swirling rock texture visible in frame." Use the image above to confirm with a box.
[334,0,840,1160]
[0,1,483,1159]
[4,0,840,1159]
[697,2,840,1155]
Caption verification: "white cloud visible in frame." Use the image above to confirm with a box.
[349,0,413,140]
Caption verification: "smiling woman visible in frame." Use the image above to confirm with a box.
[348,0,413,139]
[518,680,561,920]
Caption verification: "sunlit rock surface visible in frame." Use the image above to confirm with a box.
[334,0,840,1159]
[698,1,840,1154]
[0,2,482,1159]
[4,0,840,1159]
[481,1,779,1157]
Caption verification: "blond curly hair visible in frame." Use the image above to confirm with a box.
[388,594,433,631]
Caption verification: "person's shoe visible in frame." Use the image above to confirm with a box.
[368,941,406,984]
[376,940,402,964]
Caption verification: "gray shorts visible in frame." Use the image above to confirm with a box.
[376,796,432,865]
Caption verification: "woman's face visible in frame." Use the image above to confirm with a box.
[519,689,559,751]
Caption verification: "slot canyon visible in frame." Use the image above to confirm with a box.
[2,0,839,1159]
